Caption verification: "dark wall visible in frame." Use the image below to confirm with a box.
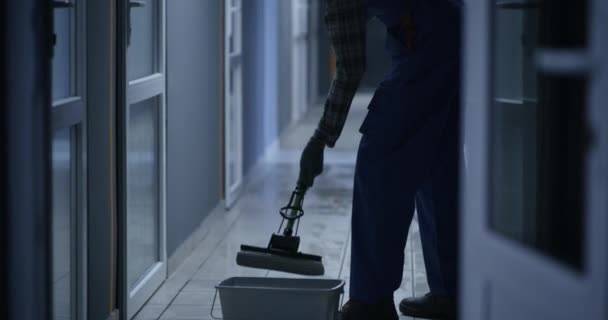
[2,1,52,319]
[262,1,281,158]
[166,0,221,256]
[317,1,331,98]
[277,0,294,132]
[241,0,286,174]
[308,0,322,103]
[242,1,267,173]
[86,1,116,318]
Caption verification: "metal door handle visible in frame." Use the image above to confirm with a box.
[52,0,74,9]
[128,1,146,46]
[129,1,146,8]
[51,1,75,50]
[496,1,542,9]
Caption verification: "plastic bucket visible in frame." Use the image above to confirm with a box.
[211,277,345,320]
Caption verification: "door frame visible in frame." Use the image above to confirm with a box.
[3,1,54,319]
[83,0,122,317]
[117,0,168,318]
[224,0,244,209]
[461,0,608,319]
[51,0,88,318]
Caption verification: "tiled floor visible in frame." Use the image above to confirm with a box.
[135,93,430,320]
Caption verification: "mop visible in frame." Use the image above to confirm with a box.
[236,185,325,276]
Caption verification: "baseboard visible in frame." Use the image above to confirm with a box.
[167,202,224,275]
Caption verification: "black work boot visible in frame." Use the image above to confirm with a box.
[340,298,398,320]
[399,293,456,319]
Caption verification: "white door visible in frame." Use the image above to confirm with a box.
[224,0,244,208]
[291,0,310,122]
[123,0,167,318]
[51,1,87,319]
[462,1,608,319]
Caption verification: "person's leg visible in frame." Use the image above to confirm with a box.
[416,154,459,298]
[415,184,448,296]
[421,150,460,297]
[418,84,461,298]
[399,100,460,319]
[349,134,417,304]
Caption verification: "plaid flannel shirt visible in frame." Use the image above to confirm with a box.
[316,0,367,148]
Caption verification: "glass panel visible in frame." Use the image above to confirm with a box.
[489,0,587,270]
[127,96,160,289]
[52,7,74,101]
[227,65,242,188]
[128,0,158,81]
[52,128,73,320]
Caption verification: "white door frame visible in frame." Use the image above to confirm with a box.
[121,0,168,318]
[51,0,88,318]
[224,0,244,209]
[461,0,608,319]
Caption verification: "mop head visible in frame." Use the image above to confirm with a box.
[237,186,324,276]
[237,244,325,276]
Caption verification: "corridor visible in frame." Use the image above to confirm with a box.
[133,93,429,320]
[5,1,607,320]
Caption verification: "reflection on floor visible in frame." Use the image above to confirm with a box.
[135,93,429,320]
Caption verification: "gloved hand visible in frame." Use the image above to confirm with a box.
[298,132,326,188]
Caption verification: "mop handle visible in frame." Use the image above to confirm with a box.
[281,185,307,236]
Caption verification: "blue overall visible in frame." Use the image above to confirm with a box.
[350,0,462,303]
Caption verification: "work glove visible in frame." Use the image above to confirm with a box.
[298,131,326,188]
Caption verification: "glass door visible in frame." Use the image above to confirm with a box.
[122,0,167,318]
[51,0,87,319]
[224,0,243,208]
[461,0,607,319]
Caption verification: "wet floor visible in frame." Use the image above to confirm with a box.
[135,93,430,320]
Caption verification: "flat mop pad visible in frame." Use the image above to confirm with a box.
[236,186,325,276]
[237,244,324,276]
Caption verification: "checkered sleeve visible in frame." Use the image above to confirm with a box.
[316,0,367,148]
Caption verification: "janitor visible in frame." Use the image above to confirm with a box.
[298,0,462,319]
